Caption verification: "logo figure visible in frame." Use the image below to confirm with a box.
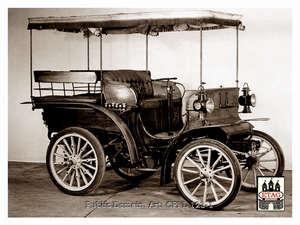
[257,177,284,211]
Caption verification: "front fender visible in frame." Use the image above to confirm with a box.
[160,121,253,185]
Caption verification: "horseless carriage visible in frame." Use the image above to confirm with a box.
[24,10,285,210]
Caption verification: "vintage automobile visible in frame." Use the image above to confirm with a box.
[24,10,285,210]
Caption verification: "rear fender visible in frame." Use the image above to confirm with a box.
[83,103,139,165]
[38,101,139,164]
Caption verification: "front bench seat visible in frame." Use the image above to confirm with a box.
[102,70,181,109]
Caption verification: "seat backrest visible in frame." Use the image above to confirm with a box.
[34,70,100,96]
[102,70,153,97]
[34,70,99,84]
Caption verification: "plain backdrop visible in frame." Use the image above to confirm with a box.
[7,8,292,169]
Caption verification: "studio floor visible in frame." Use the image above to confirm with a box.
[8,161,292,218]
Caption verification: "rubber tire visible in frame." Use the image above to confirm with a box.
[46,127,106,195]
[241,130,285,192]
[110,161,156,182]
[174,138,242,210]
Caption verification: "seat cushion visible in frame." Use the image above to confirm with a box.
[102,70,182,110]
[103,70,153,97]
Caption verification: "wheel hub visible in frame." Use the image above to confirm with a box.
[69,155,81,168]
[246,155,259,169]
[200,167,214,181]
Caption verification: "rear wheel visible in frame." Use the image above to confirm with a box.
[174,138,241,210]
[110,151,157,182]
[111,161,156,182]
[105,135,156,182]
[238,130,285,192]
[46,127,106,195]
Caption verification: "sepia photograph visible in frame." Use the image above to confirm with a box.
[6,1,295,221]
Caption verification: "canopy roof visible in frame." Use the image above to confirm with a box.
[28,10,245,36]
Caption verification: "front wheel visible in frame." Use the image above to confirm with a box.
[46,127,106,195]
[174,138,241,210]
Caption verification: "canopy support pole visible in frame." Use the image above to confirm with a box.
[100,33,103,106]
[100,34,103,72]
[236,26,239,87]
[30,30,33,98]
[146,33,149,73]
[200,23,203,86]
[87,36,90,70]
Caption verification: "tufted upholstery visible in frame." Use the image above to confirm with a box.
[103,70,153,98]
[102,70,183,135]
[102,69,182,111]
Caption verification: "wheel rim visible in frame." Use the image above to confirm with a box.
[49,133,99,191]
[176,145,236,206]
[239,135,279,189]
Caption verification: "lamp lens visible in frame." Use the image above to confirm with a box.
[250,94,256,107]
[193,100,202,111]
[206,98,214,113]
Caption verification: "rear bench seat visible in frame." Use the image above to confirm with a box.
[102,70,182,109]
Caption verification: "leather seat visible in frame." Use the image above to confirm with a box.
[102,69,181,109]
